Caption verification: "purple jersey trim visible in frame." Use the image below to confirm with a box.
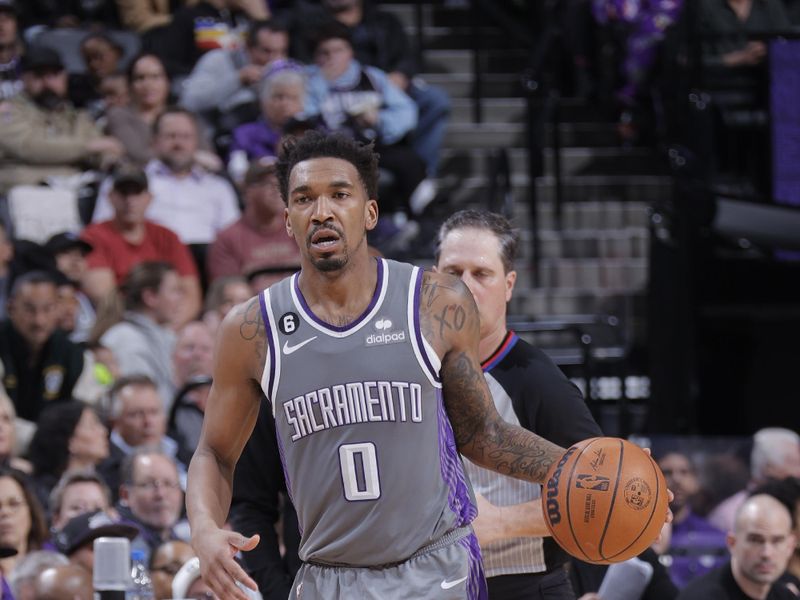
[293,258,384,333]
[436,388,477,528]
[460,533,488,600]
[258,291,276,400]
[413,268,440,383]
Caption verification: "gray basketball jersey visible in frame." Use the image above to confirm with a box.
[258,258,476,567]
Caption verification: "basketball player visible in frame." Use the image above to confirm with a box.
[186,132,568,599]
[435,210,602,600]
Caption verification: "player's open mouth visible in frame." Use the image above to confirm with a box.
[310,229,341,249]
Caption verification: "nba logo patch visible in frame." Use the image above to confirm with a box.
[575,474,610,491]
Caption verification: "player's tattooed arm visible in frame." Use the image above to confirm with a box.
[237,296,267,374]
[423,271,565,484]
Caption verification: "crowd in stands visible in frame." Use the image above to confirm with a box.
[0,0,798,598]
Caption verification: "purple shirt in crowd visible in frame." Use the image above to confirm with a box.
[229,118,282,161]
[668,510,729,588]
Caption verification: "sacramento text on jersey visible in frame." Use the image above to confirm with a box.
[283,381,424,441]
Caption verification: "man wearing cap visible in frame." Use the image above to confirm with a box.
[0,45,123,193]
[80,166,201,327]
[207,160,299,283]
[53,510,139,574]
[44,232,95,343]
[0,0,23,101]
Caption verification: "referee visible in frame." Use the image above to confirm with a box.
[434,209,602,600]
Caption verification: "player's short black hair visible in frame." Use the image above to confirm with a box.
[276,131,380,205]
[434,209,520,273]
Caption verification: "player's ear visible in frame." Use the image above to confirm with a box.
[365,199,378,231]
[285,206,293,238]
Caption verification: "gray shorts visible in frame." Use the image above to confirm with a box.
[291,528,488,599]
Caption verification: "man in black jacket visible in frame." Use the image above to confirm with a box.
[677,494,796,600]
[0,270,85,422]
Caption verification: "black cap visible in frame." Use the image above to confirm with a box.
[44,231,92,256]
[20,46,64,73]
[0,0,16,15]
[54,511,139,556]
[111,164,149,195]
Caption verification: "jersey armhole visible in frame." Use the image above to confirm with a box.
[258,289,281,414]
[408,266,442,388]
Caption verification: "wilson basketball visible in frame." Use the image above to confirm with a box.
[542,437,668,564]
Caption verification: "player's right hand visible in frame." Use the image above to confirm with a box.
[193,527,260,600]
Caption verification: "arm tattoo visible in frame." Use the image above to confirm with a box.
[238,298,265,363]
[443,351,563,484]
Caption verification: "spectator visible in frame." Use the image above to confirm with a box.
[94,108,240,263]
[0,389,30,472]
[698,0,790,67]
[52,510,138,574]
[32,564,93,600]
[0,46,123,194]
[0,0,22,101]
[168,322,213,463]
[97,72,129,110]
[106,54,218,168]
[709,428,800,533]
[0,222,11,321]
[98,375,185,501]
[99,262,183,404]
[751,477,800,591]
[0,467,48,578]
[172,321,213,391]
[677,494,796,600]
[160,0,270,78]
[107,53,171,166]
[317,0,451,178]
[117,0,199,33]
[49,469,114,530]
[303,21,433,242]
[150,540,195,600]
[0,271,87,422]
[70,32,125,111]
[43,232,95,344]
[27,401,109,509]
[228,60,304,165]
[81,166,202,327]
[7,550,69,600]
[207,160,300,282]
[201,275,250,335]
[658,450,729,588]
[117,450,189,562]
[180,19,290,131]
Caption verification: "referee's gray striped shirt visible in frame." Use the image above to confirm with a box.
[462,372,546,577]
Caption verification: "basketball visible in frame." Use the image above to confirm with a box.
[542,437,668,564]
